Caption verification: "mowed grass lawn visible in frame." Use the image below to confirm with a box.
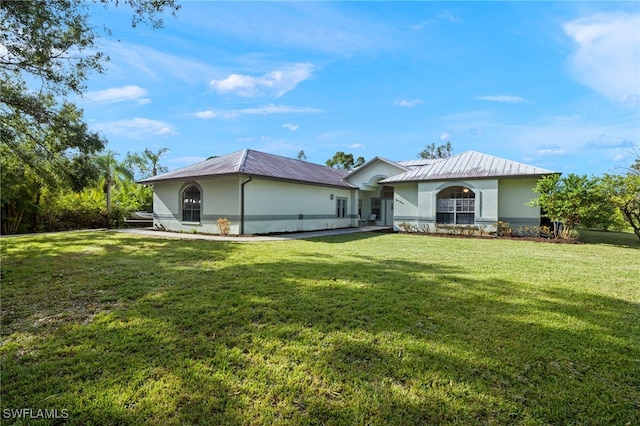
[1,230,639,425]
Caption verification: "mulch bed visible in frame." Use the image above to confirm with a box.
[400,232,583,244]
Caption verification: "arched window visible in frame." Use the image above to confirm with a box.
[436,186,475,225]
[182,185,201,222]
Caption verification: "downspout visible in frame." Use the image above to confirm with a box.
[240,176,253,235]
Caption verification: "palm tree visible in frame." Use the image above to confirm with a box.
[126,147,169,178]
[95,151,132,215]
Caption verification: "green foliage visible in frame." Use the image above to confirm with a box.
[125,147,169,179]
[600,173,640,241]
[530,174,602,238]
[325,151,365,170]
[495,221,513,237]
[1,0,178,233]
[531,173,638,239]
[418,141,452,159]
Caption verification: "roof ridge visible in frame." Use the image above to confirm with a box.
[238,149,250,173]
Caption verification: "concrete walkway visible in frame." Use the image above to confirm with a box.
[115,226,393,242]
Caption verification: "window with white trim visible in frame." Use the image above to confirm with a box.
[436,186,475,225]
[182,185,201,222]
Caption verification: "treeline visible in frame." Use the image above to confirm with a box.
[531,167,640,241]
[1,1,180,234]
[1,147,168,235]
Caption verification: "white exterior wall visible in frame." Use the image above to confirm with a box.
[392,183,419,229]
[498,178,541,227]
[243,179,355,234]
[346,162,406,190]
[151,177,356,235]
[390,179,500,232]
[346,160,406,226]
[152,177,241,234]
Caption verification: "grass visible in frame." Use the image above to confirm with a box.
[1,230,639,425]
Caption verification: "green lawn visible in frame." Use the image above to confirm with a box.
[1,230,639,425]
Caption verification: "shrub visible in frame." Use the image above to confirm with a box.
[217,217,231,236]
[495,221,513,237]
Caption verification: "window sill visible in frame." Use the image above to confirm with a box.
[181,221,201,226]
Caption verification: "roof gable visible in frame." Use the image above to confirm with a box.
[381,151,556,183]
[345,156,408,179]
[139,149,355,188]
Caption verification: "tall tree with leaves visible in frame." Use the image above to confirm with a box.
[126,147,169,179]
[0,0,179,182]
[600,173,640,241]
[418,141,453,159]
[95,151,133,216]
[326,151,365,170]
[529,174,601,238]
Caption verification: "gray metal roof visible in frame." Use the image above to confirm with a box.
[381,151,556,183]
[139,149,355,188]
[396,158,440,168]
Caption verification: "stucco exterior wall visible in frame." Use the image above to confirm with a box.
[152,177,241,234]
[392,183,419,227]
[390,179,500,232]
[243,179,355,234]
[152,177,356,235]
[498,178,541,227]
[345,162,406,190]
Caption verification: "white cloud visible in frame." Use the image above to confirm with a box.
[438,10,462,23]
[97,118,177,138]
[85,85,150,104]
[440,133,451,141]
[210,63,314,98]
[563,12,640,105]
[585,134,635,149]
[349,144,366,149]
[394,99,423,107]
[195,103,323,119]
[195,110,217,119]
[283,123,299,132]
[181,2,392,57]
[533,144,566,156]
[475,95,525,103]
[104,41,219,84]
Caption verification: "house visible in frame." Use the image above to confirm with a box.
[139,149,555,235]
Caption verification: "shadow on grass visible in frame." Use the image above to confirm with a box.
[1,232,639,424]
[578,228,640,249]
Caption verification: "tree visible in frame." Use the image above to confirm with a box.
[95,151,133,216]
[125,147,169,179]
[630,147,640,175]
[1,0,179,184]
[601,173,640,241]
[326,151,365,170]
[296,150,307,161]
[418,141,452,159]
[529,174,601,238]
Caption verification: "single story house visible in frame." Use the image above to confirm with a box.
[139,149,555,235]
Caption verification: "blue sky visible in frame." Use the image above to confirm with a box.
[79,1,639,176]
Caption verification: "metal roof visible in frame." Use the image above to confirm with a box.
[345,156,409,179]
[139,149,355,188]
[381,151,556,183]
[396,158,440,168]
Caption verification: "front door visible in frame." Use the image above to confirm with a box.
[383,199,394,226]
